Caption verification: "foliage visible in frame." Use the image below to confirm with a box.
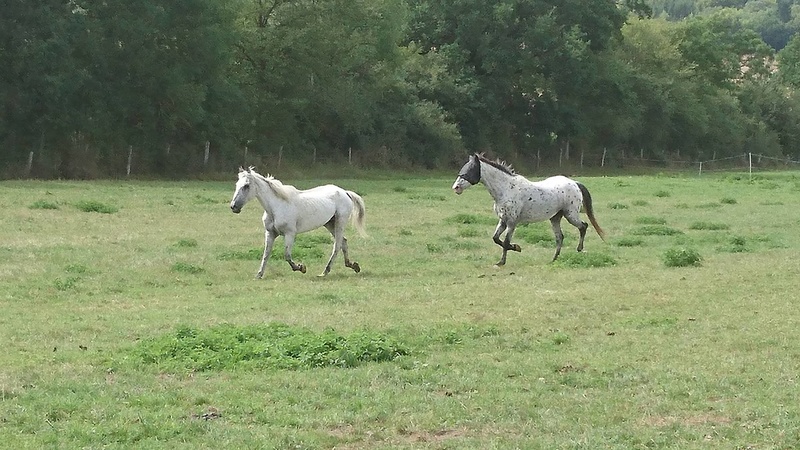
[662,246,702,266]
[74,200,118,214]
[131,323,409,372]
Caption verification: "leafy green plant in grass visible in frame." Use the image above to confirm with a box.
[130,323,409,372]
[662,247,702,267]
[720,197,737,204]
[54,276,80,291]
[689,221,730,231]
[635,216,666,225]
[457,227,481,238]
[75,200,118,214]
[426,243,443,253]
[445,213,496,225]
[654,190,671,198]
[398,229,413,236]
[615,237,644,247]
[408,193,446,201]
[631,225,684,236]
[696,202,722,209]
[171,262,205,274]
[718,235,750,253]
[174,239,198,248]
[552,252,617,268]
[608,202,628,209]
[218,247,262,261]
[631,199,649,206]
[392,186,407,193]
[29,200,59,210]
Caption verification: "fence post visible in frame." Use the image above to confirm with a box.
[698,161,702,176]
[278,145,283,168]
[601,148,607,168]
[26,151,34,177]
[127,145,133,177]
[748,152,752,181]
[204,141,210,167]
[348,147,352,165]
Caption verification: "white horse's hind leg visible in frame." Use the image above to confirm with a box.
[256,231,276,278]
[340,237,360,273]
[283,233,306,274]
[322,220,360,276]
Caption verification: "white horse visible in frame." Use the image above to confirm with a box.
[230,167,366,277]
[452,154,605,265]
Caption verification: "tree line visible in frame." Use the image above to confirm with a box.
[4,0,800,178]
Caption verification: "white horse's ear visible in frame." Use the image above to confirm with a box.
[238,166,245,173]
[248,166,255,173]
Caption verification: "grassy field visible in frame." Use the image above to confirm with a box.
[1,170,800,449]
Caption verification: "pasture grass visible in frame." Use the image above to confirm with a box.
[1,172,800,448]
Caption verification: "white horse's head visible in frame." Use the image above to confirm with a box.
[452,154,481,194]
[230,167,256,213]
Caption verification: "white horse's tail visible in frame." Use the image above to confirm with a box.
[346,191,367,237]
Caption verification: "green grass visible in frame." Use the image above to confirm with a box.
[2,173,800,448]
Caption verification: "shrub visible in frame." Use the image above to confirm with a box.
[29,200,58,210]
[631,200,649,207]
[218,248,262,260]
[515,224,555,246]
[175,239,198,248]
[457,227,481,238]
[553,252,617,268]
[689,222,730,231]
[654,190,671,198]
[608,202,628,209]
[662,247,702,267]
[615,237,644,247]
[171,262,204,274]
[130,323,409,371]
[631,225,684,236]
[635,216,666,225]
[445,213,495,225]
[720,197,737,204]
[75,200,118,214]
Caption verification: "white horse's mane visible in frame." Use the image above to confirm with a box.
[248,168,298,201]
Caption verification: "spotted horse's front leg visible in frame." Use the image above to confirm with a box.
[492,220,521,266]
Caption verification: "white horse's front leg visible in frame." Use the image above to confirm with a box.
[256,231,276,278]
[283,232,306,274]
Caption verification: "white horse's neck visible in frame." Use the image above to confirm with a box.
[251,173,281,214]
[480,161,519,201]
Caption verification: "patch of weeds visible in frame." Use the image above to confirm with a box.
[760,200,784,206]
[614,180,631,187]
[54,276,80,291]
[171,262,205,274]
[174,239,198,248]
[631,200,649,207]
[635,216,666,225]
[720,197,737,205]
[608,202,628,210]
[654,190,671,198]
[615,237,644,247]
[662,247,702,267]
[75,200,118,214]
[65,264,88,274]
[452,241,480,250]
[689,221,730,231]
[633,316,679,329]
[515,224,555,246]
[426,243,443,253]
[445,213,495,225]
[551,332,571,345]
[29,200,59,210]
[631,225,684,236]
[129,323,409,371]
[392,186,408,193]
[408,193,446,202]
[398,229,413,236]
[675,203,690,209]
[718,235,750,253]
[757,181,780,190]
[696,202,722,209]
[553,252,617,268]
[194,195,217,204]
[218,248,262,261]
[457,227,481,238]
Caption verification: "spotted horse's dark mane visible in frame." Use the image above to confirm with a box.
[475,153,516,176]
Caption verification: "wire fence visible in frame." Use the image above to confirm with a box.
[611,152,800,178]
